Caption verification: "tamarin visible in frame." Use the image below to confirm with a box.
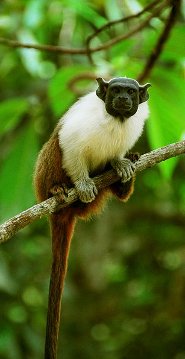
[34,76,151,359]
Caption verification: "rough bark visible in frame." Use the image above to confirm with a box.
[0,140,184,243]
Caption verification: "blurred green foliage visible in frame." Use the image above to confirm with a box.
[0,0,185,358]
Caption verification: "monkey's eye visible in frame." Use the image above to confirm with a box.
[111,86,120,94]
[127,88,135,95]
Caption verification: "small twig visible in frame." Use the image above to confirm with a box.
[0,37,87,55]
[86,0,162,50]
[0,140,184,244]
[78,0,170,55]
[138,0,181,82]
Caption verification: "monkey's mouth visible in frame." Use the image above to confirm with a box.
[115,103,132,111]
[113,99,132,111]
[123,104,132,110]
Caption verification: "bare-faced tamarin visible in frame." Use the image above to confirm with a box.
[34,76,151,359]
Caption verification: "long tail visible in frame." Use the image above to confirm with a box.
[44,211,76,359]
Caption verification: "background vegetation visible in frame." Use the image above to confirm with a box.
[0,0,185,358]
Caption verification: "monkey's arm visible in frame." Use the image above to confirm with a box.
[62,149,98,203]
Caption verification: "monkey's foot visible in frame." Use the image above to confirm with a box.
[126,152,140,163]
[111,158,136,183]
[50,184,69,200]
[75,178,98,203]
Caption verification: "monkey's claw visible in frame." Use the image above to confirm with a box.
[75,178,98,203]
[111,158,136,183]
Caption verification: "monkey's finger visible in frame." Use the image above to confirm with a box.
[81,194,96,203]
[93,185,98,196]
[115,168,123,178]
[130,162,136,172]
[121,170,131,182]
[128,165,135,177]
[121,164,136,182]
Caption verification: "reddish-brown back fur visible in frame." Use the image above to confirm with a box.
[34,126,67,202]
[34,125,112,219]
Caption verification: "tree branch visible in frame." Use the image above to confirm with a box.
[86,0,169,63]
[86,0,161,47]
[88,1,169,54]
[0,140,184,244]
[0,37,87,55]
[0,0,170,57]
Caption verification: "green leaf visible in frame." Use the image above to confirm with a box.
[48,65,92,117]
[147,69,185,178]
[160,24,185,61]
[0,98,28,135]
[63,0,106,26]
[17,30,43,76]
[105,0,123,20]
[23,0,46,28]
[0,122,39,219]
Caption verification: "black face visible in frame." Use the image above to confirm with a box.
[105,80,139,118]
[96,77,151,121]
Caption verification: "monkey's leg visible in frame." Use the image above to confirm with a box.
[110,177,135,202]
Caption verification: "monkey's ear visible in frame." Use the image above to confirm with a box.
[96,78,109,101]
[139,83,151,103]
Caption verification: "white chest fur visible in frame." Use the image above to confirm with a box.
[58,92,149,179]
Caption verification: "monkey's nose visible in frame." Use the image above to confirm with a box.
[118,95,130,104]
[124,98,131,105]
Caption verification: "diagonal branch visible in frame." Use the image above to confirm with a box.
[87,1,169,54]
[86,0,161,47]
[86,0,168,61]
[85,0,162,62]
[138,0,182,82]
[0,140,185,244]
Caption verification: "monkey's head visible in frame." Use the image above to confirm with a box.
[96,77,151,120]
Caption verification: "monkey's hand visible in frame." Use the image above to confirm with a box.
[111,158,136,183]
[75,178,98,203]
